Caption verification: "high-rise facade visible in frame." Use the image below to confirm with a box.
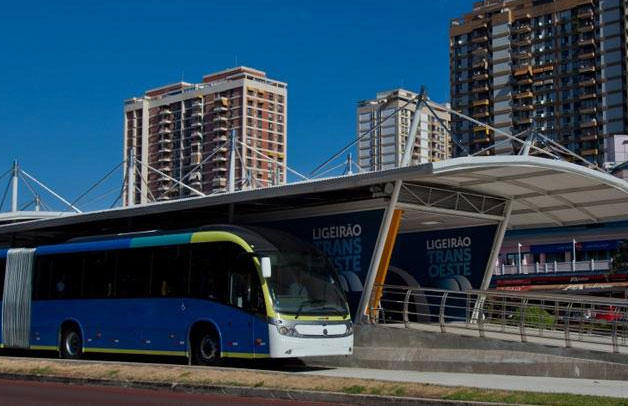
[123,67,287,206]
[357,89,452,171]
[450,0,628,164]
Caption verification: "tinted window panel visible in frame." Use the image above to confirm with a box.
[33,256,54,300]
[51,254,83,299]
[115,248,152,298]
[84,251,115,298]
[189,243,231,302]
[152,246,188,297]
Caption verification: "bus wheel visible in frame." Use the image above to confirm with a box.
[60,328,83,359]
[193,332,221,366]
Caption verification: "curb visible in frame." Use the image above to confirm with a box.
[0,372,490,406]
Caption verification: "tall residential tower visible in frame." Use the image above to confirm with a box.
[123,67,287,206]
[450,0,628,165]
[357,89,452,171]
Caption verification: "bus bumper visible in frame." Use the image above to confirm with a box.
[268,324,353,358]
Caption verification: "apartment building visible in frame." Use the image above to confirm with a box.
[357,89,452,171]
[450,0,628,165]
[123,67,287,206]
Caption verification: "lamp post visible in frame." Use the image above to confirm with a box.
[518,242,522,274]
[572,238,577,272]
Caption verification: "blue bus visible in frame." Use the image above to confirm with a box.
[0,225,352,365]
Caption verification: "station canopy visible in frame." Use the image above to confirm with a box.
[1,156,627,248]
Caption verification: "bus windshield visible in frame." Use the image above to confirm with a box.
[265,251,349,317]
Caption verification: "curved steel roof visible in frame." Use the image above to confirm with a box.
[0,156,627,246]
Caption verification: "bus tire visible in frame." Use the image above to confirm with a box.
[192,330,221,366]
[60,327,83,360]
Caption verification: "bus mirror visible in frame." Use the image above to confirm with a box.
[261,257,272,278]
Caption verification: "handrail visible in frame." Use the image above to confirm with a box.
[371,284,628,354]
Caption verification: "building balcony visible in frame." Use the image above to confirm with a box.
[473,110,490,119]
[158,147,172,154]
[578,37,596,46]
[578,51,596,60]
[472,59,488,69]
[514,117,532,125]
[211,156,228,163]
[513,66,532,77]
[472,73,489,81]
[213,106,229,113]
[190,111,203,118]
[191,130,203,138]
[517,78,533,85]
[512,38,531,47]
[513,104,533,111]
[190,121,203,128]
[471,47,488,55]
[514,91,533,99]
[158,127,172,135]
[577,9,594,19]
[512,50,532,59]
[192,100,203,108]
[473,125,490,133]
[580,120,597,128]
[579,92,597,100]
[159,109,172,116]
[214,135,229,142]
[213,115,229,122]
[580,134,598,142]
[580,148,599,156]
[472,135,491,144]
[511,24,531,34]
[577,24,594,33]
[579,78,596,87]
[213,125,229,132]
[159,118,173,125]
[157,156,172,164]
[471,35,489,43]
[472,85,490,93]
[471,99,490,107]
[578,64,596,73]
[580,106,597,114]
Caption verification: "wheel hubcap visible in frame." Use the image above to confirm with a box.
[65,333,80,356]
[200,335,217,361]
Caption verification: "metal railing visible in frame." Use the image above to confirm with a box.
[370,284,628,354]
[494,259,611,275]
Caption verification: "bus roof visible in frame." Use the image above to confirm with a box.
[2,225,278,256]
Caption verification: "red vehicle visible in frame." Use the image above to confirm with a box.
[593,305,623,322]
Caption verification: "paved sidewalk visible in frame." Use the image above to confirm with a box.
[303,367,628,398]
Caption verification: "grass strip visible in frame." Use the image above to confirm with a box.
[0,357,626,405]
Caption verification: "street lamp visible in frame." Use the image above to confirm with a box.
[518,242,522,274]
[572,238,577,272]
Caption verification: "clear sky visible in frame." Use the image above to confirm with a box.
[0,0,471,211]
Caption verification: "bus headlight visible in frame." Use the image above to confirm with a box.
[277,326,297,336]
[346,322,353,335]
[278,326,289,336]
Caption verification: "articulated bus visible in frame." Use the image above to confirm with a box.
[0,225,352,365]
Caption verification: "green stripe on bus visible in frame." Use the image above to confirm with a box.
[83,347,187,357]
[130,233,193,248]
[30,345,58,351]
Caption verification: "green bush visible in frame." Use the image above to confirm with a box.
[513,305,555,329]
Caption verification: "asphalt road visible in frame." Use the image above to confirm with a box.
[0,379,323,406]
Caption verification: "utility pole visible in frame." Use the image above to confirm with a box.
[11,160,18,213]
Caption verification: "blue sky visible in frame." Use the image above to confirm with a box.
[0,0,471,211]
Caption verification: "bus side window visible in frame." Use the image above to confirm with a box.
[51,254,83,299]
[189,243,227,302]
[0,258,5,299]
[229,255,264,313]
[115,248,152,298]
[33,256,53,300]
[152,245,187,297]
[84,251,115,298]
